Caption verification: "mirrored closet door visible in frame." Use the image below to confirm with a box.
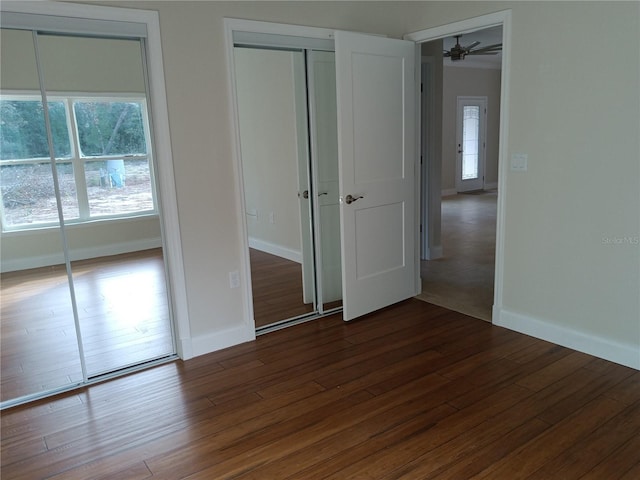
[0,24,175,408]
[233,40,342,331]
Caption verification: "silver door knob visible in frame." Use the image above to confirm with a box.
[345,194,363,205]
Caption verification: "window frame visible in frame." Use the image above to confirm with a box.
[0,90,158,232]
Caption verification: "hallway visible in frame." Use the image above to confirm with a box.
[418,191,497,321]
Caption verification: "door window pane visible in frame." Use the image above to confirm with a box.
[462,105,479,180]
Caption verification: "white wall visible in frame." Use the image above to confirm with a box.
[77,1,638,367]
[234,47,303,261]
[421,40,444,257]
[442,65,501,192]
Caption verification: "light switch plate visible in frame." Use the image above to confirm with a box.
[511,153,528,172]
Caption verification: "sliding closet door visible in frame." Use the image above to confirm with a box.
[37,33,175,377]
[308,51,342,309]
[0,28,83,402]
[234,47,317,328]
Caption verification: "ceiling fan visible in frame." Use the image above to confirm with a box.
[444,35,502,61]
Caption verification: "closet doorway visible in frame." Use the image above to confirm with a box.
[0,20,177,408]
[233,40,342,332]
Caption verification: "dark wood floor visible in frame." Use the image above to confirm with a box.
[1,249,174,403]
[250,249,314,328]
[2,299,638,479]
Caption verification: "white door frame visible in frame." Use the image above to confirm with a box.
[1,0,191,357]
[225,10,512,329]
[224,19,335,332]
[456,95,488,193]
[405,9,512,323]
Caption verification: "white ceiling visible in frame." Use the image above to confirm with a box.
[442,25,503,69]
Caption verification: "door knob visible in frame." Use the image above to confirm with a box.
[298,190,309,199]
[345,194,363,205]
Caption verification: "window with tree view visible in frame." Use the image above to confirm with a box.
[0,95,156,231]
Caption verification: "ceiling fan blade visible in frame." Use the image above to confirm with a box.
[443,51,451,57]
[463,41,481,50]
[467,51,499,56]
[471,43,502,53]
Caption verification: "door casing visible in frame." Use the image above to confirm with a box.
[225,9,512,328]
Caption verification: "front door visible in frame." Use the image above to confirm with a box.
[335,31,418,321]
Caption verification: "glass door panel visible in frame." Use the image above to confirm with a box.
[0,28,83,405]
[456,96,487,192]
[462,106,480,180]
[308,50,342,311]
[234,46,316,329]
[38,33,174,377]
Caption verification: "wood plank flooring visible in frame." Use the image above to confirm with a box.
[250,249,314,328]
[2,299,638,479]
[1,249,174,403]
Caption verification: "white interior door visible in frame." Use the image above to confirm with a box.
[335,31,418,321]
[456,96,487,192]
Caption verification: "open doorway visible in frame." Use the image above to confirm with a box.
[416,25,503,322]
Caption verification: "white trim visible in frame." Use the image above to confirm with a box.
[404,11,507,43]
[494,308,640,370]
[248,237,302,264]
[224,18,256,336]
[225,18,335,42]
[1,1,191,360]
[191,323,255,358]
[426,245,443,260]
[1,237,162,273]
[404,9,512,325]
[143,7,191,359]
[1,4,147,37]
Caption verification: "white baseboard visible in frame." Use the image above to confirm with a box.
[426,245,443,260]
[248,237,301,263]
[176,337,194,360]
[190,323,255,358]
[1,237,162,273]
[494,307,640,370]
[485,181,498,190]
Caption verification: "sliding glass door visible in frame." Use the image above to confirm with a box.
[0,24,175,408]
[0,29,84,401]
